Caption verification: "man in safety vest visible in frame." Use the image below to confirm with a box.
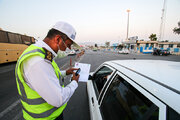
[15,21,80,120]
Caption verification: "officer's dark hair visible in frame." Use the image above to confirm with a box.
[46,28,68,41]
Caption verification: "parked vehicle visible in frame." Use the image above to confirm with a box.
[118,49,130,54]
[87,60,180,120]
[160,49,170,55]
[153,49,170,56]
[93,47,98,51]
[0,30,35,64]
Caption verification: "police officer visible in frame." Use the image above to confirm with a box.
[15,21,80,120]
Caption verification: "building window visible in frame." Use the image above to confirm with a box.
[146,43,149,47]
[169,44,173,48]
[137,43,140,47]
[159,44,164,48]
[177,44,180,48]
[151,43,154,48]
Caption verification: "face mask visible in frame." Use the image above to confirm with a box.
[56,49,67,59]
[56,39,70,59]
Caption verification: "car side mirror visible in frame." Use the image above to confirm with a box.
[88,75,93,80]
[88,72,94,80]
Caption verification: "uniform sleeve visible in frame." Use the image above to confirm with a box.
[24,57,78,107]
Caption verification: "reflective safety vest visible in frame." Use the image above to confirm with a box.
[15,45,67,120]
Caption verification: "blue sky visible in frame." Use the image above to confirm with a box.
[0,0,179,44]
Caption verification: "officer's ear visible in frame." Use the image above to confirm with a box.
[54,35,62,45]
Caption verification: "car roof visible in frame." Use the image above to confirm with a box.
[103,60,180,113]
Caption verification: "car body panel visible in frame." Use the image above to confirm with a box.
[87,80,102,120]
[108,60,180,92]
[87,65,116,120]
[105,60,180,113]
[87,60,180,120]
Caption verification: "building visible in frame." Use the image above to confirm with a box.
[136,40,180,54]
[122,36,138,50]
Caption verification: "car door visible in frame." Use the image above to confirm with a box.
[87,64,116,120]
[99,71,167,120]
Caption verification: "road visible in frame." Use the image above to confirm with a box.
[0,50,180,120]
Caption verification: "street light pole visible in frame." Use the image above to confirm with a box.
[159,0,167,41]
[126,9,130,41]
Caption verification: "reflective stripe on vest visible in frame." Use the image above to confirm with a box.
[16,48,64,118]
[16,49,47,105]
[22,105,59,118]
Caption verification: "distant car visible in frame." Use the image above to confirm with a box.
[68,49,76,55]
[160,49,170,55]
[93,48,98,51]
[118,49,130,54]
[87,60,180,120]
[153,49,170,56]
[75,49,79,52]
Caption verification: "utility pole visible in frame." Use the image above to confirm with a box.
[159,0,167,41]
[126,9,131,41]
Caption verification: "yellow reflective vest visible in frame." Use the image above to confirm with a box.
[15,45,67,120]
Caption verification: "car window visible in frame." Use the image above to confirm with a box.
[167,106,180,120]
[93,66,113,95]
[100,75,159,120]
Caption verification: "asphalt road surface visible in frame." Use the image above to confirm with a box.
[0,50,180,120]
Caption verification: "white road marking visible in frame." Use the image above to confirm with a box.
[0,100,20,118]
[12,111,22,120]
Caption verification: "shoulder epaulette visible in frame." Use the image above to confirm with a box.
[43,47,53,62]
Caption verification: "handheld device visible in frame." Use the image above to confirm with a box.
[75,68,81,76]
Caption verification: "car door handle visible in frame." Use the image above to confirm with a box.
[91,97,94,106]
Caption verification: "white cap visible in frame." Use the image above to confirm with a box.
[52,21,81,49]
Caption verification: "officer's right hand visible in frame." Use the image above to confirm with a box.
[72,72,80,83]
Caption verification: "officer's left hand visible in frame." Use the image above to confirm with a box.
[66,68,79,75]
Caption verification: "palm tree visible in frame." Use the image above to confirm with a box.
[149,34,157,41]
[173,21,180,35]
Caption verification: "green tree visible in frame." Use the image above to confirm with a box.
[149,34,157,41]
[173,21,180,35]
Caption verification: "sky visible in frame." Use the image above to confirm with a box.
[0,0,180,45]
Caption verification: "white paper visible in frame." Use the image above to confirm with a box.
[74,62,91,82]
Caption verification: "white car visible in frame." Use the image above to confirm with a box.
[118,49,130,54]
[68,49,76,55]
[87,60,180,120]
